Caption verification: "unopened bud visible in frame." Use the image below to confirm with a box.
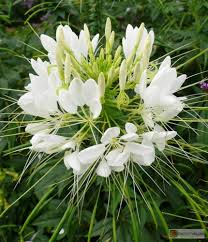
[105,18,112,41]
[109,31,115,48]
[98,72,105,98]
[99,48,105,61]
[56,46,64,80]
[64,54,71,84]
[84,24,90,43]
[133,62,142,83]
[114,46,122,61]
[119,59,127,91]
[56,25,64,44]
[107,67,114,86]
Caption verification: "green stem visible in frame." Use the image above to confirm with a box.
[49,204,75,242]
[20,187,54,234]
[87,185,101,242]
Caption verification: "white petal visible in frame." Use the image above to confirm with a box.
[156,95,184,121]
[30,134,66,154]
[61,141,76,150]
[78,144,105,165]
[92,34,99,52]
[106,148,122,162]
[143,127,177,151]
[31,58,48,77]
[150,68,177,94]
[154,124,165,132]
[142,85,160,107]
[159,56,171,71]
[125,122,137,133]
[88,99,102,119]
[120,133,138,142]
[58,89,77,114]
[25,122,51,135]
[64,151,80,171]
[82,79,100,104]
[101,127,120,145]
[125,142,155,166]
[152,138,166,151]
[134,71,147,97]
[30,73,47,93]
[69,78,85,106]
[40,34,57,53]
[18,92,49,118]
[78,30,88,58]
[170,74,187,93]
[166,131,177,140]
[108,151,129,168]
[96,159,111,177]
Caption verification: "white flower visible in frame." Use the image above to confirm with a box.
[122,24,154,59]
[40,25,99,63]
[58,78,102,118]
[142,124,177,151]
[100,127,120,145]
[64,144,105,175]
[39,34,57,64]
[135,56,187,127]
[64,151,87,175]
[124,142,155,166]
[120,122,138,141]
[96,159,112,177]
[78,144,106,165]
[106,148,129,171]
[96,127,129,177]
[97,137,129,177]
[64,123,158,177]
[25,122,52,135]
[18,58,60,118]
[30,133,75,154]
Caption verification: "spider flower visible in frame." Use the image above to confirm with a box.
[17,58,60,118]
[135,56,187,127]
[17,18,187,180]
[40,25,99,63]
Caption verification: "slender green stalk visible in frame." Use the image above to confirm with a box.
[49,204,75,242]
[87,185,101,242]
[20,187,55,234]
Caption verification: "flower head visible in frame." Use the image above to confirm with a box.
[135,56,187,127]
[17,19,186,181]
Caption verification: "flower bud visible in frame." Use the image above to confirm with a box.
[64,54,71,85]
[114,45,122,61]
[105,17,112,41]
[107,67,114,86]
[98,72,105,98]
[56,46,64,80]
[127,23,144,65]
[133,62,143,83]
[109,31,115,49]
[56,25,64,44]
[84,24,90,43]
[119,59,127,91]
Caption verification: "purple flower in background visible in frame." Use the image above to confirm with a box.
[22,0,36,8]
[200,81,208,91]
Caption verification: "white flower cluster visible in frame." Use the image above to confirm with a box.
[17,19,187,178]
[64,123,176,177]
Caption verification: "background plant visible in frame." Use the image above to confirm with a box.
[0,0,208,241]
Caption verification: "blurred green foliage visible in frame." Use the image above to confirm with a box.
[0,0,208,241]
